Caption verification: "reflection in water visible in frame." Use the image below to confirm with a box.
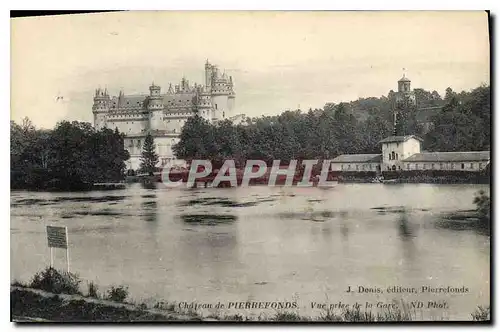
[397,209,416,267]
[398,209,413,239]
[338,211,349,242]
[181,214,237,225]
[340,222,349,241]
[141,194,158,224]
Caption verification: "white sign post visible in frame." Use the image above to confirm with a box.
[46,226,70,273]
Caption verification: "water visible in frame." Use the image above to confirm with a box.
[10,184,490,320]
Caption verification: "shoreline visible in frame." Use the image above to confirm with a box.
[11,268,491,323]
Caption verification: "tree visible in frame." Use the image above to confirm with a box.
[171,84,490,166]
[139,133,159,175]
[173,114,215,162]
[11,120,130,190]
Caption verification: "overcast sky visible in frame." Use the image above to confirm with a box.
[11,11,490,129]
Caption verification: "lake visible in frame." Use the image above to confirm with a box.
[10,183,490,320]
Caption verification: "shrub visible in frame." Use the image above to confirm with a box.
[105,285,129,303]
[473,190,491,221]
[272,311,309,321]
[471,306,490,321]
[29,267,81,295]
[87,281,99,298]
[11,280,27,287]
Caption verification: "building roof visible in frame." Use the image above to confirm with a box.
[403,151,490,162]
[109,93,197,110]
[379,135,423,144]
[331,154,382,163]
[163,93,196,108]
[398,75,411,82]
[110,95,148,110]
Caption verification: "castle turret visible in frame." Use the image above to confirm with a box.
[148,82,164,131]
[228,75,236,112]
[205,60,213,90]
[92,87,110,130]
[208,63,234,121]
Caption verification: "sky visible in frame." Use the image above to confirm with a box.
[11,11,490,129]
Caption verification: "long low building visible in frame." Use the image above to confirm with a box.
[402,151,490,171]
[330,135,490,173]
[330,154,382,172]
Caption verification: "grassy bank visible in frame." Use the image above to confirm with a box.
[11,268,490,322]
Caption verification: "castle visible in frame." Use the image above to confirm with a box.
[92,61,244,170]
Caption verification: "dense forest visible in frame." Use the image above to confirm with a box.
[11,119,130,190]
[174,85,490,166]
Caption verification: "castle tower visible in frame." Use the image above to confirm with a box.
[395,72,416,108]
[196,85,213,121]
[148,82,164,131]
[205,60,212,90]
[228,75,236,112]
[92,87,110,130]
[393,71,416,135]
[398,74,411,93]
[209,63,234,121]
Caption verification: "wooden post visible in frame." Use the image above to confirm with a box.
[66,248,70,273]
[66,227,70,273]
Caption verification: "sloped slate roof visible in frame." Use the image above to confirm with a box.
[163,93,196,108]
[331,154,382,163]
[398,75,411,82]
[379,135,423,144]
[113,95,148,109]
[109,93,197,110]
[403,151,490,162]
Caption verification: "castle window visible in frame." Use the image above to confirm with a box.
[461,163,465,169]
[391,151,395,160]
[439,163,443,169]
[341,165,344,170]
[470,163,474,169]
[215,104,218,110]
[407,163,410,170]
[356,165,359,171]
[395,153,398,160]
[431,163,435,169]
[348,165,351,170]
